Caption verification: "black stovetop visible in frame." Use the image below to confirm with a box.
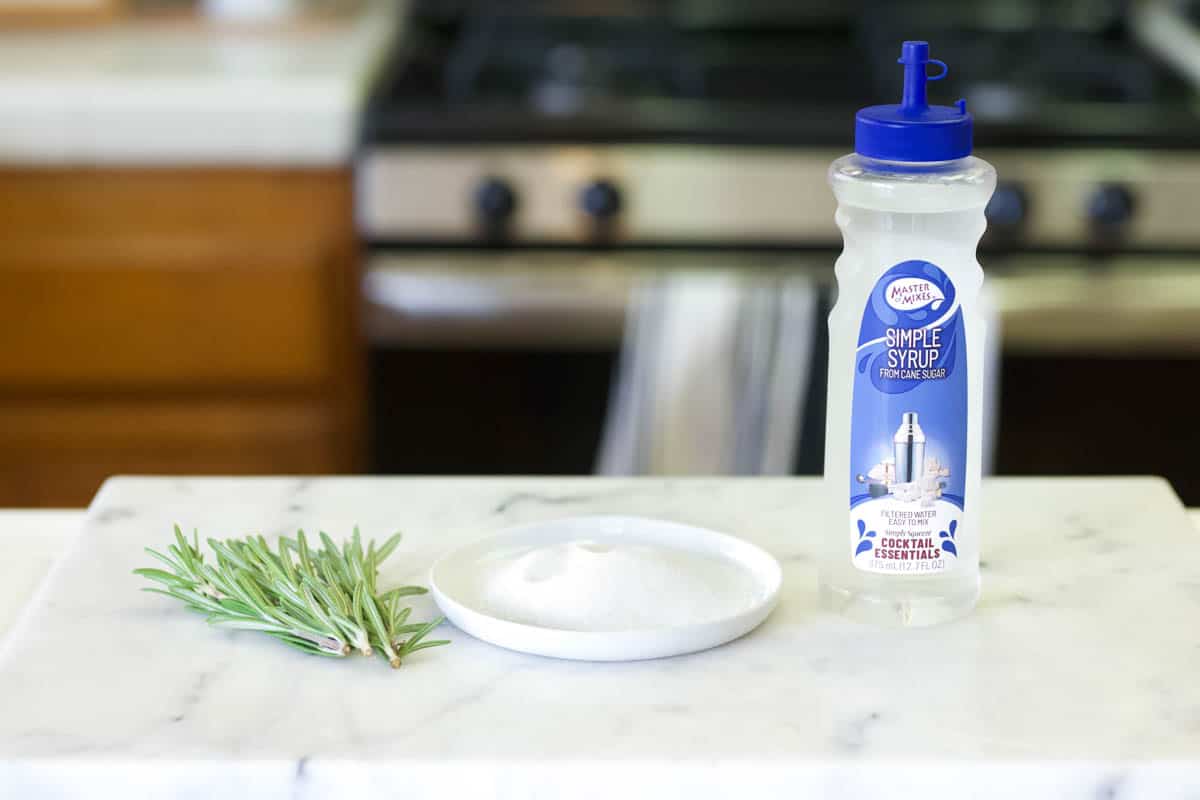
[363,1,1199,148]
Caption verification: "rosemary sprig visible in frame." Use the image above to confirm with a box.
[135,526,449,669]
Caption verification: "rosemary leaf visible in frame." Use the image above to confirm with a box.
[350,526,365,579]
[132,567,193,588]
[318,532,351,585]
[172,526,199,571]
[207,538,254,573]
[363,537,378,594]
[278,541,299,585]
[143,546,186,574]
[395,617,449,659]
[379,586,428,602]
[296,530,316,577]
[374,533,403,568]
[391,604,413,632]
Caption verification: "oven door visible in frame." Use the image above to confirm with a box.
[363,250,1200,504]
[362,250,834,475]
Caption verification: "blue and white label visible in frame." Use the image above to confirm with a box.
[849,260,967,575]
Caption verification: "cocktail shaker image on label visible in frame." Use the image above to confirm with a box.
[893,412,926,483]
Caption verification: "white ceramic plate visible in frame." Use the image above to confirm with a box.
[429,515,782,662]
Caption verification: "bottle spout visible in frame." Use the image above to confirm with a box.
[854,39,972,161]
[898,40,947,113]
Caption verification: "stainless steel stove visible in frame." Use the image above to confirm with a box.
[357,0,1200,500]
[359,0,1200,250]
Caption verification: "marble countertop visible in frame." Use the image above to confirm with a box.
[0,511,81,637]
[0,476,1198,799]
[0,3,397,165]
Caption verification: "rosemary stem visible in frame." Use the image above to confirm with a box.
[135,527,448,670]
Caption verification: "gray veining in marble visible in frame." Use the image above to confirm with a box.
[0,476,1197,798]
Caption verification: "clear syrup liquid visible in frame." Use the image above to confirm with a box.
[820,155,995,626]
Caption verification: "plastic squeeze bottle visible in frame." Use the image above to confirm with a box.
[820,41,996,626]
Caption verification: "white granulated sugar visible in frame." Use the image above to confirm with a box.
[474,539,762,632]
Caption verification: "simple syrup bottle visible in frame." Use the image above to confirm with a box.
[820,41,996,626]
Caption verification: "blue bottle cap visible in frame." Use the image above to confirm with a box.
[855,41,973,162]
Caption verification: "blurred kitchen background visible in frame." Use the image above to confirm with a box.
[1,0,1199,507]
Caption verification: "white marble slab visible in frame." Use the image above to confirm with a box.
[0,511,82,637]
[0,3,395,165]
[0,476,1197,799]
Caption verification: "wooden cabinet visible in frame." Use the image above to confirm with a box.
[0,168,364,506]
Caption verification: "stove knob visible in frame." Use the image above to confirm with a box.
[580,179,622,220]
[474,177,517,224]
[1085,183,1136,228]
[985,182,1029,229]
